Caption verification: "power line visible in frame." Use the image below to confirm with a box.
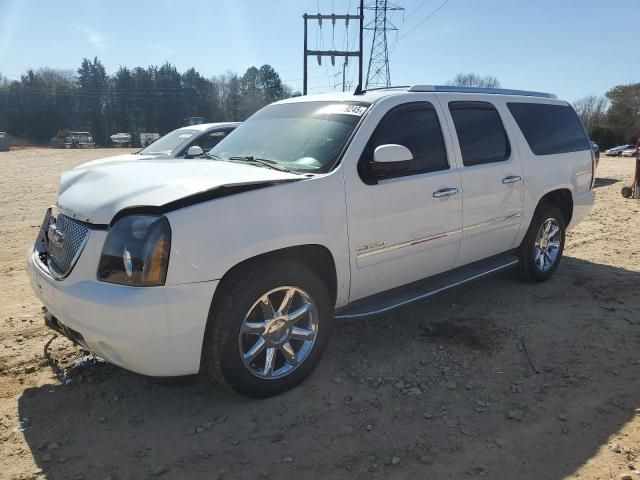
[396,0,453,41]
[406,0,430,17]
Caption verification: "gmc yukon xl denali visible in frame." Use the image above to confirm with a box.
[27,85,596,397]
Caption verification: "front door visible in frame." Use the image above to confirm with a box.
[437,95,524,267]
[344,96,463,302]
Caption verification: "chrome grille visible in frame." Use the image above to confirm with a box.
[42,209,90,278]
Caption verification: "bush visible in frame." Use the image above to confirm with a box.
[50,129,70,149]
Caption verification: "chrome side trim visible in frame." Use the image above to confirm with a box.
[356,228,461,260]
[463,212,521,234]
[356,213,521,260]
[335,259,519,319]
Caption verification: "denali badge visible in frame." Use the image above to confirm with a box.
[356,241,385,252]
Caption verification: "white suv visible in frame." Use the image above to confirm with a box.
[27,85,596,397]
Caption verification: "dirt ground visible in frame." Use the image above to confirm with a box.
[0,147,638,480]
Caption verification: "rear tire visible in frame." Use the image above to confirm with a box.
[203,258,334,398]
[518,204,566,282]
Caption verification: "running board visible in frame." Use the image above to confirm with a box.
[334,251,519,319]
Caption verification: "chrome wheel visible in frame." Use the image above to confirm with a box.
[238,286,319,380]
[534,218,561,272]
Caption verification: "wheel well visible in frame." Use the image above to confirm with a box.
[217,245,338,305]
[538,189,573,225]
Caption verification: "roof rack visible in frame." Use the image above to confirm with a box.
[407,85,557,99]
[363,85,411,92]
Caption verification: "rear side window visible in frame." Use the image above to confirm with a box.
[507,102,590,156]
[449,102,510,166]
[362,102,449,178]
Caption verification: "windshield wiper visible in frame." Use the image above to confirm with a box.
[227,155,292,173]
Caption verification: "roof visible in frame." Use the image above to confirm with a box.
[275,85,559,105]
[177,122,241,132]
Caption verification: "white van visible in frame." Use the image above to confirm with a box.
[28,85,596,397]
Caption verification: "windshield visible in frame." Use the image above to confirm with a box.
[208,101,369,173]
[139,129,198,155]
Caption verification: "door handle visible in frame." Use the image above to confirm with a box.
[502,175,522,184]
[433,187,459,198]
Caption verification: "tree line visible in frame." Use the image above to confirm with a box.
[574,84,640,149]
[2,61,637,150]
[0,58,299,146]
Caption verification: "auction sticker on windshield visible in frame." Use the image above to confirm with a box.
[315,104,368,116]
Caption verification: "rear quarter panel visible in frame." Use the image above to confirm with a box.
[502,98,593,243]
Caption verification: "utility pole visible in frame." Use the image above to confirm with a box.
[303,0,364,95]
[365,0,403,88]
[341,61,347,92]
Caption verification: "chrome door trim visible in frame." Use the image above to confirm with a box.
[356,212,522,260]
[463,212,522,233]
[356,228,462,260]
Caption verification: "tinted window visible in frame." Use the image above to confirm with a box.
[193,129,233,152]
[449,102,510,166]
[362,102,448,178]
[507,102,590,156]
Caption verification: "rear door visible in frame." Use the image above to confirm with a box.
[437,95,524,267]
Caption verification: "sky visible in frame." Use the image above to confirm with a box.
[0,0,638,102]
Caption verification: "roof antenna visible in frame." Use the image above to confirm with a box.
[354,84,364,95]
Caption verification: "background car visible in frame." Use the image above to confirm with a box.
[77,122,240,168]
[64,131,95,149]
[604,144,635,156]
[621,146,638,157]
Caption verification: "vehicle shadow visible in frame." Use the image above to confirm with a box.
[593,177,620,188]
[18,256,640,480]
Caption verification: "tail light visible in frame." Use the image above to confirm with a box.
[589,147,596,190]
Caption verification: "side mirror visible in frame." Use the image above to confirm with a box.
[370,144,412,177]
[186,145,204,158]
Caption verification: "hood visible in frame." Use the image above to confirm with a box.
[58,158,303,224]
[75,153,165,169]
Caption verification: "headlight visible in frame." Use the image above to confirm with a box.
[97,215,171,286]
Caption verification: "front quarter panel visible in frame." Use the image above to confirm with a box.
[164,172,351,306]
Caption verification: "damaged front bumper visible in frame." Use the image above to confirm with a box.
[27,238,218,377]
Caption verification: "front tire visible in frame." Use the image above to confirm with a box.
[203,258,334,398]
[518,204,566,282]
